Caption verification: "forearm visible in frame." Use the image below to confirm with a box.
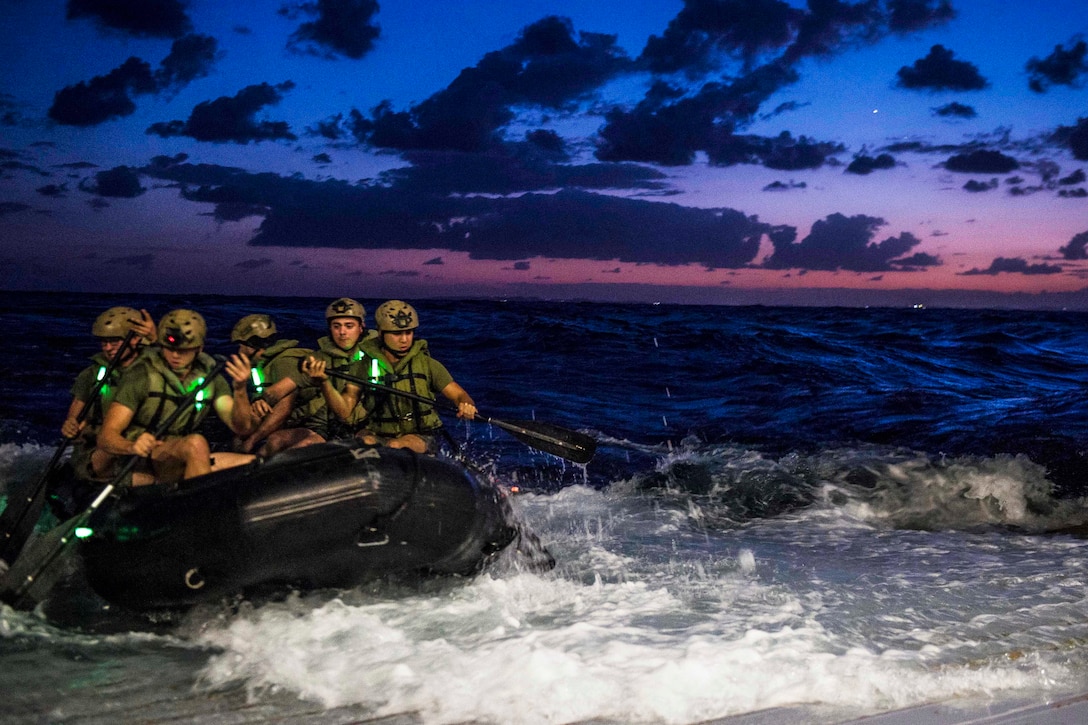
[229,384,257,436]
[249,394,295,439]
[321,380,359,421]
[98,427,139,456]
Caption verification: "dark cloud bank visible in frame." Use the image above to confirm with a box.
[29,0,1088,295]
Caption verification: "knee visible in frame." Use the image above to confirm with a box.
[178,434,211,461]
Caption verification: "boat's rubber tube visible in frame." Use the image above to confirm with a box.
[79,442,518,609]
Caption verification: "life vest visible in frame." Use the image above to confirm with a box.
[362,340,443,436]
[82,352,124,430]
[246,339,307,399]
[290,337,369,429]
[78,347,151,437]
[125,352,219,440]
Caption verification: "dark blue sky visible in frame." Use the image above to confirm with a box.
[2,0,1087,305]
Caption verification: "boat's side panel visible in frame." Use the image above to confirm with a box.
[80,443,516,609]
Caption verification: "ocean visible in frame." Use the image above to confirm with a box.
[4,290,1088,724]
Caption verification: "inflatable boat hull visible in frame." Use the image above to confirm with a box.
[78,441,519,610]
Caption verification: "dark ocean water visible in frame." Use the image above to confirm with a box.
[5,291,1088,724]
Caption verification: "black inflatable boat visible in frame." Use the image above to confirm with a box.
[68,441,525,610]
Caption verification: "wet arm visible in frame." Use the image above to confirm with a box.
[440,381,477,420]
[98,402,154,456]
[243,392,297,448]
[61,398,87,438]
[222,353,256,436]
[302,356,362,422]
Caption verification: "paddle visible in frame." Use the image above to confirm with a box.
[0,356,229,609]
[323,368,597,464]
[0,329,139,568]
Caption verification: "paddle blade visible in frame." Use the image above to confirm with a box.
[0,514,84,609]
[0,444,68,565]
[490,419,597,464]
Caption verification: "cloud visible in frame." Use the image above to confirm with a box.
[1026,39,1088,93]
[423,256,444,265]
[352,16,631,153]
[845,153,895,175]
[80,165,146,197]
[156,34,221,92]
[142,159,769,268]
[896,45,988,91]
[943,149,1019,173]
[49,36,221,127]
[762,212,927,272]
[598,0,947,170]
[960,257,1063,275]
[36,183,67,197]
[1059,169,1086,185]
[48,57,156,126]
[1,93,29,127]
[762,180,807,191]
[890,251,941,268]
[67,0,192,39]
[639,0,803,74]
[285,0,381,60]
[933,101,976,118]
[638,0,954,75]
[597,65,801,166]
[1058,230,1088,260]
[963,178,997,192]
[1,158,50,177]
[886,0,955,32]
[1053,117,1088,161]
[147,82,297,143]
[378,146,668,195]
[0,201,32,216]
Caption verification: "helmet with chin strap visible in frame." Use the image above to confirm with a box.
[231,314,277,347]
[92,306,140,338]
[158,309,206,349]
[325,298,365,323]
[375,300,418,332]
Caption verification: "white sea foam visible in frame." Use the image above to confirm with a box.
[192,483,1085,724]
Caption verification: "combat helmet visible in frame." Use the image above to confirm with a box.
[92,306,140,338]
[231,314,277,347]
[325,297,365,322]
[158,309,206,349]
[375,300,418,332]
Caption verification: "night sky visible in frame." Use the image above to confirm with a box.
[2,0,1087,306]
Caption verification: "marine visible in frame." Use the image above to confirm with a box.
[248,298,377,455]
[229,313,313,454]
[302,300,477,454]
[62,306,157,482]
[96,309,256,485]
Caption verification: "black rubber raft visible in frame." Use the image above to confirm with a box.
[70,441,527,610]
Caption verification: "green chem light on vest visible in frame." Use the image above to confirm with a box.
[188,376,207,411]
[74,526,94,539]
[96,365,107,382]
[250,366,264,394]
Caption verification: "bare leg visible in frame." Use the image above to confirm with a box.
[387,434,428,454]
[210,452,256,472]
[257,428,326,457]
